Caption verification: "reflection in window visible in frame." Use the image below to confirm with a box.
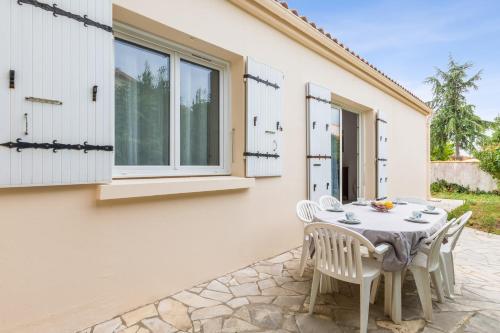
[331,107,341,199]
[114,39,170,166]
[180,60,220,166]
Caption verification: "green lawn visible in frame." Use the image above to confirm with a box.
[432,192,500,235]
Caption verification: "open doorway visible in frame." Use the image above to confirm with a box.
[342,110,359,202]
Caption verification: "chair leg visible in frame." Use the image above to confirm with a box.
[450,253,455,285]
[370,276,380,304]
[360,279,372,333]
[411,267,433,321]
[309,269,321,314]
[383,272,392,317]
[391,271,402,324]
[439,254,453,298]
[299,237,310,277]
[430,270,446,304]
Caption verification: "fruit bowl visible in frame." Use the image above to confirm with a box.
[371,201,394,212]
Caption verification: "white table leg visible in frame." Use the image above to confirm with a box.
[391,271,402,324]
[383,273,392,316]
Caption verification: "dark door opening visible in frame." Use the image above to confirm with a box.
[342,110,359,202]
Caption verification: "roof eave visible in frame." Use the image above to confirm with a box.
[228,0,432,115]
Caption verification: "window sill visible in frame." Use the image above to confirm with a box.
[97,176,255,200]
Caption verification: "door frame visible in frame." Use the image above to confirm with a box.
[334,106,364,202]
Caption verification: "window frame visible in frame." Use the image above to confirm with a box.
[113,23,231,178]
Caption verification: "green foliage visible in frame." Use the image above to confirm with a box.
[430,142,454,161]
[432,190,500,235]
[431,179,499,195]
[426,56,485,159]
[475,116,500,181]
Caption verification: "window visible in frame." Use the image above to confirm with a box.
[113,25,230,177]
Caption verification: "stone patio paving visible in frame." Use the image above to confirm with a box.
[78,227,500,333]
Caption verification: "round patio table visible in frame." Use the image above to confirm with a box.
[314,202,448,323]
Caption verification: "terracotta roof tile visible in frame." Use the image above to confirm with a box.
[275,0,424,104]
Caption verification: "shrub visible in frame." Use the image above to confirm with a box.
[431,179,499,195]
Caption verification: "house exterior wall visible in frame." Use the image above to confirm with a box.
[0,1,429,333]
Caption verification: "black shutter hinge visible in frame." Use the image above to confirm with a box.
[9,70,15,89]
[92,85,98,102]
[253,116,257,126]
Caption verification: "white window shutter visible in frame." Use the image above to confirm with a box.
[306,82,332,202]
[376,110,389,199]
[245,57,284,177]
[0,0,114,188]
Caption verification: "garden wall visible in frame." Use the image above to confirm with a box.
[431,160,498,192]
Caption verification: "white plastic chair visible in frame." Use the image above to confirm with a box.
[319,195,341,210]
[306,223,388,333]
[409,221,452,321]
[440,211,472,296]
[296,200,322,276]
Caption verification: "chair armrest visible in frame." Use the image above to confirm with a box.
[374,243,390,255]
[372,243,390,261]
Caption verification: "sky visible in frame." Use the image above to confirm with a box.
[286,0,500,121]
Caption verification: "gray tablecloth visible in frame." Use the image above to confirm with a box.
[313,203,448,271]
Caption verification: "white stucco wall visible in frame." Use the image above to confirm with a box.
[0,1,430,333]
[431,161,498,192]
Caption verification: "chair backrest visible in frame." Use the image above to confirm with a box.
[296,200,322,223]
[319,195,341,210]
[305,222,377,284]
[398,197,428,205]
[426,222,453,271]
[448,211,472,250]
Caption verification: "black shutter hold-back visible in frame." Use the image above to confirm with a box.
[0,138,113,153]
[92,85,98,102]
[17,0,113,33]
[9,70,15,89]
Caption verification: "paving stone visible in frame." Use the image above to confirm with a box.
[227,297,249,309]
[282,281,311,295]
[261,286,299,296]
[141,317,177,333]
[247,295,276,304]
[283,314,299,332]
[274,276,295,286]
[295,313,341,333]
[206,279,230,293]
[254,264,283,276]
[201,317,222,333]
[189,287,203,293]
[247,304,283,330]
[121,304,158,326]
[461,312,500,333]
[232,267,258,278]
[221,318,259,332]
[136,328,150,333]
[273,295,305,311]
[192,320,201,333]
[334,308,378,330]
[268,252,294,264]
[92,318,124,333]
[258,278,277,290]
[259,273,272,279]
[157,298,192,331]
[190,304,233,321]
[200,289,233,302]
[234,306,252,322]
[234,276,260,284]
[116,325,140,333]
[172,291,221,308]
[427,311,474,332]
[228,278,239,286]
[217,275,232,284]
[230,282,260,297]
[76,329,92,333]
[376,319,426,333]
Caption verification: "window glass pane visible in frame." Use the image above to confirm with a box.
[180,60,220,166]
[330,107,341,200]
[114,39,170,166]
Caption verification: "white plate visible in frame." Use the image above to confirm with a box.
[393,201,408,205]
[327,208,344,212]
[422,210,439,215]
[404,217,430,224]
[338,219,361,225]
[352,202,368,206]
